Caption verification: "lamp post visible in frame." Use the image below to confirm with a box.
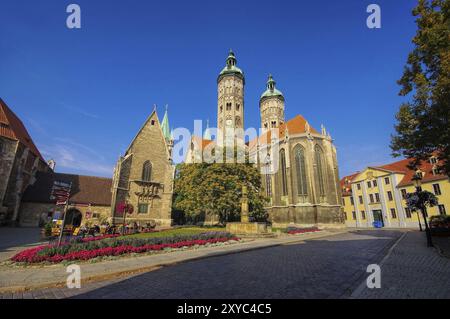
[412,170,433,247]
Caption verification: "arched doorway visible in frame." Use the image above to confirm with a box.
[65,208,82,227]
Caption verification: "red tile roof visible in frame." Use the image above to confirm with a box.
[0,98,44,161]
[339,173,359,196]
[191,135,214,149]
[22,172,112,206]
[341,157,448,191]
[248,114,319,151]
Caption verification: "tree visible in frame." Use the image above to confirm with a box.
[391,0,450,175]
[173,147,268,224]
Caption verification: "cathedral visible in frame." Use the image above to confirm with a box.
[189,50,344,228]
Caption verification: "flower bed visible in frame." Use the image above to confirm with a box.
[287,227,320,235]
[12,231,238,264]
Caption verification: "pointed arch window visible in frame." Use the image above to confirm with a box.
[142,161,152,182]
[294,145,308,196]
[280,149,288,196]
[314,145,326,196]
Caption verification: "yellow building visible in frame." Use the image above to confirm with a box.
[340,156,449,229]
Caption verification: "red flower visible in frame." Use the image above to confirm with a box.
[11,237,240,264]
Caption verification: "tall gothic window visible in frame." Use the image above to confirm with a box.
[265,174,272,197]
[314,145,325,196]
[142,161,152,182]
[280,149,288,196]
[294,145,308,196]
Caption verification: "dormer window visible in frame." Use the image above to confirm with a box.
[432,165,440,176]
[430,156,438,165]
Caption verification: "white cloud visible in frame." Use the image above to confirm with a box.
[40,141,113,177]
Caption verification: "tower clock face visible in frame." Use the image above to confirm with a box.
[226,119,233,127]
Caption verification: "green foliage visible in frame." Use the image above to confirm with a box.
[174,147,268,224]
[44,222,52,237]
[405,190,439,211]
[391,0,450,176]
[38,231,234,257]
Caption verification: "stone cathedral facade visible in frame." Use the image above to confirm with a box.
[111,109,174,227]
[190,51,344,228]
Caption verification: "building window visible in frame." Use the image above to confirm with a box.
[357,183,361,190]
[367,181,371,188]
[142,161,152,182]
[151,120,155,125]
[359,196,363,204]
[226,103,232,111]
[314,145,326,196]
[236,104,240,111]
[438,204,446,215]
[219,105,223,113]
[375,193,380,203]
[294,145,308,196]
[373,180,377,187]
[352,211,356,220]
[433,183,442,195]
[138,203,148,214]
[350,196,354,205]
[430,156,438,165]
[361,210,366,220]
[280,149,288,196]
[401,189,407,199]
[405,207,412,218]
[271,121,276,128]
[390,208,397,219]
[387,191,393,201]
[369,194,374,203]
[265,174,272,197]
[384,177,390,185]
[432,166,440,175]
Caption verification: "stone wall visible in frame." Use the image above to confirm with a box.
[19,202,111,227]
[0,137,18,214]
[257,133,345,227]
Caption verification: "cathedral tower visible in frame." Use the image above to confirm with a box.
[217,50,245,143]
[259,74,285,130]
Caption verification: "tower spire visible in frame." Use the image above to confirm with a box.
[203,119,212,140]
[161,105,171,141]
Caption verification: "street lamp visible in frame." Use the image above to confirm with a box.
[411,169,433,247]
[411,171,423,232]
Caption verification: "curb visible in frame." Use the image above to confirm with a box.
[0,230,347,294]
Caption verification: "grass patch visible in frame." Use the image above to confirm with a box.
[119,227,225,239]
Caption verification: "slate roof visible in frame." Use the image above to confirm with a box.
[22,171,112,206]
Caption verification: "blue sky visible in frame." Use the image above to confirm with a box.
[0,0,418,177]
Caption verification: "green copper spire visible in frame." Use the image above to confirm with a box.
[218,49,245,83]
[161,105,171,141]
[203,119,212,140]
[260,74,284,101]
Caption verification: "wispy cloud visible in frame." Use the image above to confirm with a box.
[40,140,113,177]
[59,102,100,119]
